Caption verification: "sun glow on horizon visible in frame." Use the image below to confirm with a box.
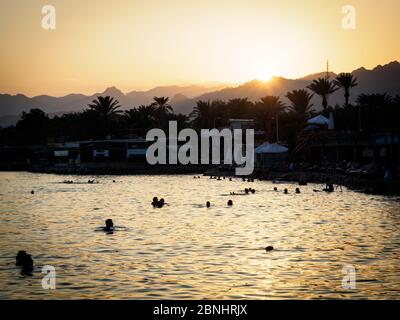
[255,69,275,82]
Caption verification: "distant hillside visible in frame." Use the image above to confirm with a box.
[1,61,399,126]
[178,61,400,114]
[0,84,223,127]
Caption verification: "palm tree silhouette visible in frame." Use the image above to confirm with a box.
[258,96,285,116]
[226,98,252,119]
[190,100,216,129]
[307,78,338,110]
[286,89,314,118]
[87,96,122,117]
[87,96,122,137]
[152,96,173,114]
[253,96,285,136]
[334,73,358,107]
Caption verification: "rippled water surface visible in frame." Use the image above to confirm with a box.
[0,172,399,299]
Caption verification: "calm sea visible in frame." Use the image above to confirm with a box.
[0,172,399,299]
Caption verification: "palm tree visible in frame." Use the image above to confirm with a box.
[87,96,122,117]
[307,78,338,110]
[356,93,393,131]
[286,89,314,118]
[253,96,285,138]
[356,93,392,107]
[152,96,173,114]
[190,100,216,129]
[151,96,173,126]
[334,73,358,107]
[258,96,285,116]
[226,98,252,118]
[124,104,156,135]
[87,96,122,137]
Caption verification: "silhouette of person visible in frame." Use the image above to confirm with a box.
[103,219,114,232]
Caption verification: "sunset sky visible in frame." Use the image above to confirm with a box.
[0,0,399,96]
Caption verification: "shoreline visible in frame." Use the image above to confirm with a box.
[1,165,398,196]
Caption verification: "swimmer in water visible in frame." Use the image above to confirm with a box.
[157,198,165,208]
[323,182,334,193]
[274,187,278,191]
[227,199,233,206]
[206,201,211,208]
[284,188,288,194]
[295,187,301,194]
[16,251,34,274]
[245,188,249,194]
[103,219,114,232]
[251,189,255,194]
[152,197,159,207]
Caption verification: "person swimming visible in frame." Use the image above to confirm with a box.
[265,246,274,252]
[229,178,232,181]
[227,199,233,206]
[152,197,159,206]
[30,190,34,194]
[295,187,301,194]
[206,201,211,208]
[157,198,165,208]
[103,219,114,232]
[16,250,34,273]
[323,182,334,192]
[245,188,249,194]
[251,189,255,194]
[274,187,278,191]
[284,188,288,194]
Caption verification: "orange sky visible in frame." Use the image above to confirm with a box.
[0,0,399,96]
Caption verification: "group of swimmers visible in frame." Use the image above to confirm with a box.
[230,187,256,195]
[152,197,166,208]
[275,187,301,194]
[209,176,234,181]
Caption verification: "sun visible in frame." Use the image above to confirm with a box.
[256,69,274,81]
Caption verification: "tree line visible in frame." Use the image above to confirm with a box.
[0,73,399,149]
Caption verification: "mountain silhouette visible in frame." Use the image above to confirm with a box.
[0,61,399,126]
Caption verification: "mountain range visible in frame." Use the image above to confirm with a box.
[1,61,399,127]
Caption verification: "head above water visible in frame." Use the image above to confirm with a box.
[16,250,34,269]
[295,188,300,193]
[274,187,278,191]
[284,189,288,194]
[105,219,114,229]
[227,200,233,206]
[206,201,211,208]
